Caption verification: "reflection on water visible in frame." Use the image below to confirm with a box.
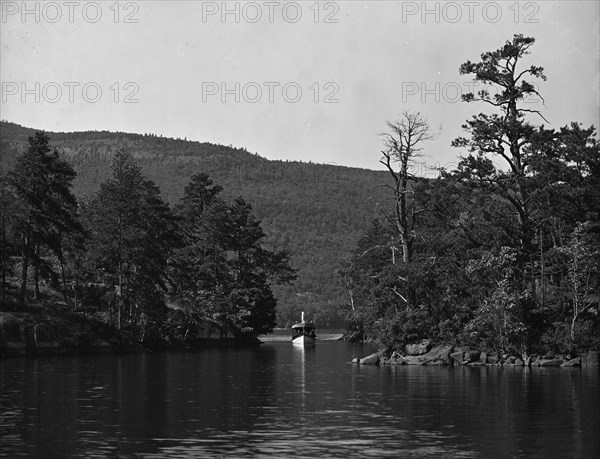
[1,343,598,458]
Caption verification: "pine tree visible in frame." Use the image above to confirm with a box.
[7,132,81,307]
[452,34,547,295]
[85,150,178,331]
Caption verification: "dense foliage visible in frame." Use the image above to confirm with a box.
[340,35,600,354]
[172,173,296,335]
[1,144,295,341]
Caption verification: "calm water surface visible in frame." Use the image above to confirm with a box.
[1,342,598,458]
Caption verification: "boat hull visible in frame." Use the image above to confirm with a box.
[292,334,316,345]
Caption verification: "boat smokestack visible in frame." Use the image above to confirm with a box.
[301,311,305,322]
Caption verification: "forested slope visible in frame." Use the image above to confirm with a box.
[0,121,388,326]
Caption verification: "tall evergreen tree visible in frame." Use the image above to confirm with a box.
[85,150,178,331]
[452,34,547,295]
[7,132,81,307]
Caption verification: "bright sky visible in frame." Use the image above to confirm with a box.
[1,1,598,172]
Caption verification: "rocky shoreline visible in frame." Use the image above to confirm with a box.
[353,340,599,368]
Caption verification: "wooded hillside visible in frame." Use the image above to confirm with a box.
[0,120,388,326]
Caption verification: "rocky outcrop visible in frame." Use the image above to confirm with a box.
[404,355,422,365]
[405,340,431,356]
[538,359,563,366]
[352,351,384,365]
[420,345,453,365]
[450,351,464,364]
[487,353,499,365]
[353,344,454,366]
[389,351,406,365]
[359,352,380,364]
[561,357,581,367]
[351,341,599,370]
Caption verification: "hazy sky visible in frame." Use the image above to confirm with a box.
[1,1,599,171]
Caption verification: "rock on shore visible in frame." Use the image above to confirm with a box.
[352,342,600,368]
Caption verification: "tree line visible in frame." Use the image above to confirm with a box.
[340,35,600,354]
[0,141,295,341]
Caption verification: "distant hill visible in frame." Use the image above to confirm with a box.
[0,121,389,327]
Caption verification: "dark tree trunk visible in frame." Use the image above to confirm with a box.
[33,243,40,299]
[1,221,5,304]
[73,274,78,311]
[59,249,68,304]
[19,234,30,308]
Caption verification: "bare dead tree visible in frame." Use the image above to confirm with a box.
[379,111,434,308]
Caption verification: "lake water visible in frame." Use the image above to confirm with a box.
[1,342,598,458]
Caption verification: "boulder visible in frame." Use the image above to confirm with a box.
[539,359,563,366]
[405,340,431,356]
[359,353,380,365]
[480,351,488,364]
[582,351,599,367]
[487,355,499,365]
[352,358,359,364]
[505,356,516,365]
[514,359,524,366]
[421,345,453,365]
[404,355,422,365]
[561,357,581,367]
[450,351,464,364]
